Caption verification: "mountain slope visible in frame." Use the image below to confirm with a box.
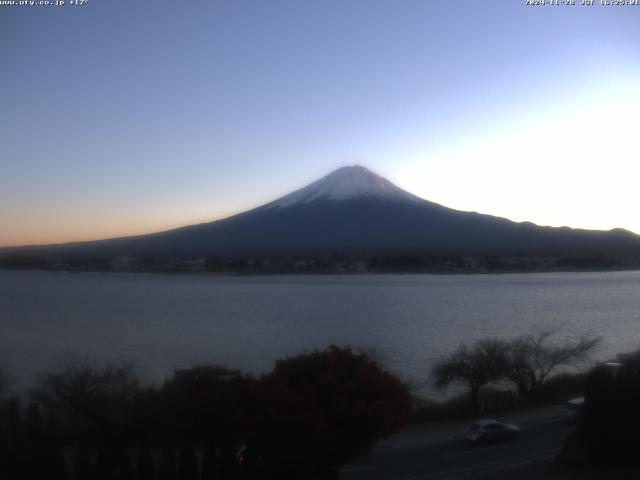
[3,166,640,259]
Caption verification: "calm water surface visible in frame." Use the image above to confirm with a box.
[2,270,640,394]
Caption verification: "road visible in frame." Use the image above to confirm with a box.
[339,406,574,480]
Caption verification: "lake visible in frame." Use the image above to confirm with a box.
[2,270,640,395]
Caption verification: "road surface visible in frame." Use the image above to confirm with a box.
[339,406,574,480]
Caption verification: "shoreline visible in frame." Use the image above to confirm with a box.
[2,266,640,276]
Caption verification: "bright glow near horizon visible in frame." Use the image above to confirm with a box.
[398,79,640,234]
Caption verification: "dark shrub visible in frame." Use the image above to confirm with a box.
[579,356,640,466]
[153,366,262,446]
[260,345,412,474]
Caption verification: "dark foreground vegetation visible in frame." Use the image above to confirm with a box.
[558,348,640,472]
[0,347,412,480]
[429,328,600,416]
[0,329,617,479]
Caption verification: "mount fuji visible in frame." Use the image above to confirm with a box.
[4,166,640,261]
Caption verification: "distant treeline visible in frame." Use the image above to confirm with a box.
[1,252,637,274]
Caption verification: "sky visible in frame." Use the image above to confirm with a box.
[1,0,639,247]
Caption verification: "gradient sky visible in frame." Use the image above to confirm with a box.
[1,0,639,246]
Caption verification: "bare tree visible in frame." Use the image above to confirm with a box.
[432,339,511,414]
[506,328,601,397]
[32,361,140,441]
[0,367,10,399]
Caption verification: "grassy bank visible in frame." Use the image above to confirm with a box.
[413,372,587,424]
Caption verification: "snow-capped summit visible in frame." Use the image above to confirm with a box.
[267,165,421,208]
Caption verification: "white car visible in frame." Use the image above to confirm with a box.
[464,419,520,445]
[564,397,584,423]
